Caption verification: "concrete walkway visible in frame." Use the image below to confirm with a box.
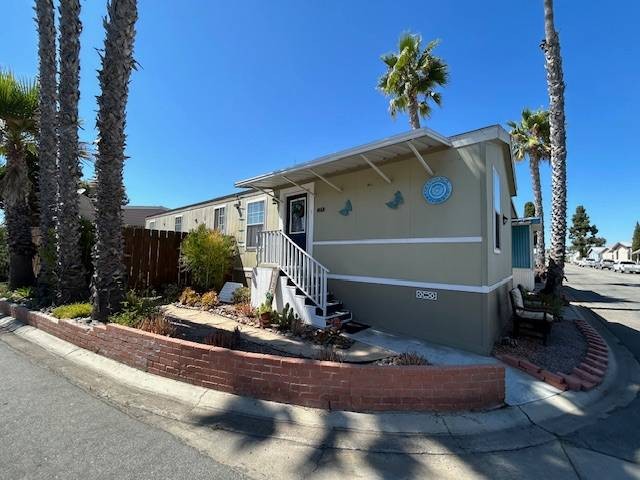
[163,304,395,362]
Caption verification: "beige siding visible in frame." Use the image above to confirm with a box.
[483,141,513,286]
[145,191,279,275]
[309,145,486,287]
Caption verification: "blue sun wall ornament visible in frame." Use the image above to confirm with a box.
[339,200,352,216]
[385,191,404,209]
[423,176,452,205]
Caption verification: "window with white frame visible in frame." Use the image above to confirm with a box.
[149,220,156,230]
[246,200,265,248]
[174,216,183,233]
[213,206,226,233]
[493,167,502,252]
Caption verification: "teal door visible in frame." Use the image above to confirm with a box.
[512,225,531,268]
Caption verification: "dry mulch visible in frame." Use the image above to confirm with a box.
[493,319,587,374]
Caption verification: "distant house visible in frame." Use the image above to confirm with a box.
[603,242,632,261]
[79,196,168,227]
[587,246,608,262]
[122,206,168,227]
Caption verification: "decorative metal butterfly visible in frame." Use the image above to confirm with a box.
[385,191,404,209]
[339,199,352,216]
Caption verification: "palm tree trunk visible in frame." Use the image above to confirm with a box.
[529,155,546,268]
[407,95,421,130]
[57,0,87,304]
[91,0,138,321]
[35,0,58,304]
[4,142,35,289]
[541,0,568,295]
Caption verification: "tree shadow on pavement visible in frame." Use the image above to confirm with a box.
[564,286,627,304]
[190,396,293,450]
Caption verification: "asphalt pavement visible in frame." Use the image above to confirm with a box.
[0,338,248,480]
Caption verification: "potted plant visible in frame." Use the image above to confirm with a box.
[257,293,274,327]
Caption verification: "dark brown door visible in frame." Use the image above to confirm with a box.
[286,193,307,251]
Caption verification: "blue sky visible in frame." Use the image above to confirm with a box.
[1,1,638,243]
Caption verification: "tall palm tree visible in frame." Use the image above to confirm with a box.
[57,0,86,303]
[91,0,138,321]
[0,72,39,288]
[35,0,58,304]
[508,108,550,269]
[378,32,449,129]
[541,0,568,295]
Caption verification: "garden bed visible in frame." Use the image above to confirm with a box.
[493,319,587,375]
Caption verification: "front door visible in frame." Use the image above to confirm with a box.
[286,193,307,251]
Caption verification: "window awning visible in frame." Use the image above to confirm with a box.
[235,128,452,191]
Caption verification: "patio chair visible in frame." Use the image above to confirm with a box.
[517,284,557,318]
[510,287,553,345]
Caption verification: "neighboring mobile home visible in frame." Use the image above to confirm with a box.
[511,216,540,290]
[145,190,280,282]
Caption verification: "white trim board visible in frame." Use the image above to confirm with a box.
[314,236,482,246]
[326,274,513,294]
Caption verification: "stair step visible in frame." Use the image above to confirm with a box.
[315,302,342,316]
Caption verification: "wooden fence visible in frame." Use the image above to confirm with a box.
[123,227,189,291]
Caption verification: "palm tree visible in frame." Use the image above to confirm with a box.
[378,32,449,129]
[57,0,86,304]
[541,0,568,295]
[508,108,550,269]
[0,72,38,288]
[91,0,138,321]
[35,0,58,304]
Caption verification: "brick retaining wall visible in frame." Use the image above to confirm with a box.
[1,301,505,412]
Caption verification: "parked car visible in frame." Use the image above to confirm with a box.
[596,259,615,270]
[579,258,597,268]
[613,260,640,274]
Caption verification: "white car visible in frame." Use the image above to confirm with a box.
[579,258,597,268]
[613,260,640,274]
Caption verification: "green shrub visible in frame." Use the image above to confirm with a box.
[179,287,201,307]
[7,287,34,303]
[109,290,158,327]
[231,286,251,304]
[0,282,9,298]
[180,224,237,291]
[52,302,92,319]
[200,290,219,310]
[160,283,181,302]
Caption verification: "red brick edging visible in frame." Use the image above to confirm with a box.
[496,318,609,391]
[0,301,505,412]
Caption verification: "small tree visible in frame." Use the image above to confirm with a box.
[180,224,238,291]
[632,221,640,254]
[524,202,536,218]
[569,205,606,258]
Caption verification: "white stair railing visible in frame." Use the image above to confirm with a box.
[257,230,328,316]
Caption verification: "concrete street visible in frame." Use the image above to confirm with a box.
[1,264,640,479]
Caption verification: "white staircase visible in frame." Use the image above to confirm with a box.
[257,230,352,328]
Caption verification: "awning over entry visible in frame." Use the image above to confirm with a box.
[235,128,452,191]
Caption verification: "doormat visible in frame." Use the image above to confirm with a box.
[342,322,370,334]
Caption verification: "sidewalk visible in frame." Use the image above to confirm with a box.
[1,305,639,479]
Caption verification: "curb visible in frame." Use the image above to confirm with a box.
[495,307,610,392]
